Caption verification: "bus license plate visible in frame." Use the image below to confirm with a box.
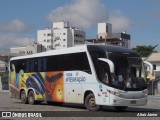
[130,100,136,104]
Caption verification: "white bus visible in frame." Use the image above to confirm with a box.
[9,45,148,111]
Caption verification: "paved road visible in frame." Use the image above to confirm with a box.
[0,91,160,120]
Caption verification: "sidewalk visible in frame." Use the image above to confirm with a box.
[148,95,160,103]
[0,90,9,92]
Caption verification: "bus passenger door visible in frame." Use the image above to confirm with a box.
[96,60,111,105]
[65,84,82,103]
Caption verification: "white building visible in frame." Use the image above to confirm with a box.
[86,22,131,48]
[10,44,46,55]
[37,22,85,50]
[145,53,160,80]
[98,23,112,39]
[37,29,53,50]
[146,53,160,72]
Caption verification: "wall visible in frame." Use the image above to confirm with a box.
[37,29,53,50]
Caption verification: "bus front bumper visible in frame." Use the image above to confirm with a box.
[109,95,148,106]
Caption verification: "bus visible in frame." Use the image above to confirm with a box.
[9,45,148,111]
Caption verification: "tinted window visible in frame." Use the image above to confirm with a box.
[38,58,47,72]
[11,59,26,73]
[47,52,91,73]
[47,55,59,71]
[59,54,74,71]
[10,52,91,74]
[89,50,107,77]
[74,53,91,73]
[26,59,35,72]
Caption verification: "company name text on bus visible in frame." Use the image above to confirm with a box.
[66,73,86,83]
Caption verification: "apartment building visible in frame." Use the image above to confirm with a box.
[37,21,85,50]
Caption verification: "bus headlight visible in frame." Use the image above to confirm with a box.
[143,89,148,96]
[107,90,121,97]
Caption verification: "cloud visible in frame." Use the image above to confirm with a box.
[110,11,132,32]
[47,0,107,29]
[0,19,30,33]
[0,19,34,51]
[47,0,132,32]
[0,34,35,51]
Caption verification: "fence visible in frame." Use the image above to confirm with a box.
[147,79,160,96]
[0,76,9,90]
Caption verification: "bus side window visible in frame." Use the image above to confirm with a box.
[26,59,34,72]
[38,58,47,72]
[74,53,91,74]
[59,54,74,71]
[47,55,59,71]
[15,59,26,73]
[10,61,15,72]
[98,61,110,84]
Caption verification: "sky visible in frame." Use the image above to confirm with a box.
[0,0,160,51]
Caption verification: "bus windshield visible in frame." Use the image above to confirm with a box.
[109,54,147,90]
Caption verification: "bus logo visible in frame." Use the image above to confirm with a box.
[2,112,11,117]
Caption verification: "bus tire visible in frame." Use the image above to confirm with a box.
[114,106,128,111]
[85,93,100,111]
[20,90,28,104]
[28,90,36,105]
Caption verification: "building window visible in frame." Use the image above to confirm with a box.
[19,51,25,54]
[63,45,65,47]
[106,25,108,32]
[74,34,83,38]
[44,40,46,42]
[153,64,156,70]
[47,40,50,42]
[63,33,66,35]
[47,33,52,36]
[63,39,66,41]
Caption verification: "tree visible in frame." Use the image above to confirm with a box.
[132,45,158,57]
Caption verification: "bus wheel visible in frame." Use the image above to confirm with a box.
[28,91,35,105]
[85,93,100,111]
[20,90,28,104]
[114,106,128,111]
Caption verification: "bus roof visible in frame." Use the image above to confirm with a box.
[87,45,139,56]
[10,45,88,61]
[10,45,139,61]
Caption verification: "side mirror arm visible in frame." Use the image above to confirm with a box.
[98,58,114,73]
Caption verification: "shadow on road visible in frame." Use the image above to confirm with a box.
[13,101,160,112]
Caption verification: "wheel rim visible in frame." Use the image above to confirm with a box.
[29,94,34,103]
[28,91,35,104]
[89,98,96,107]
